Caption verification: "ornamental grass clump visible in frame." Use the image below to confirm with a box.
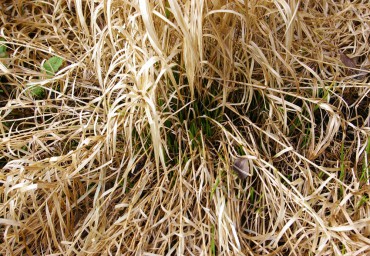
[0,0,369,255]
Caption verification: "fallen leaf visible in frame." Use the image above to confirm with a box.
[340,52,357,70]
[232,158,250,179]
[339,52,359,77]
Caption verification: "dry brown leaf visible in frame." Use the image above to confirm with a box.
[340,52,357,70]
[232,158,250,179]
[340,52,369,79]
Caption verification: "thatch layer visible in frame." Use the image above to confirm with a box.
[0,0,369,255]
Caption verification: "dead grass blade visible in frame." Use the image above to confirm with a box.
[1,0,370,255]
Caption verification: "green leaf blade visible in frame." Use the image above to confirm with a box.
[43,56,63,76]
[0,38,9,58]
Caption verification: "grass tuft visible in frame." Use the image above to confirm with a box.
[0,0,369,255]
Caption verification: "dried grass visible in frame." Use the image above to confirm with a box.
[0,0,370,255]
